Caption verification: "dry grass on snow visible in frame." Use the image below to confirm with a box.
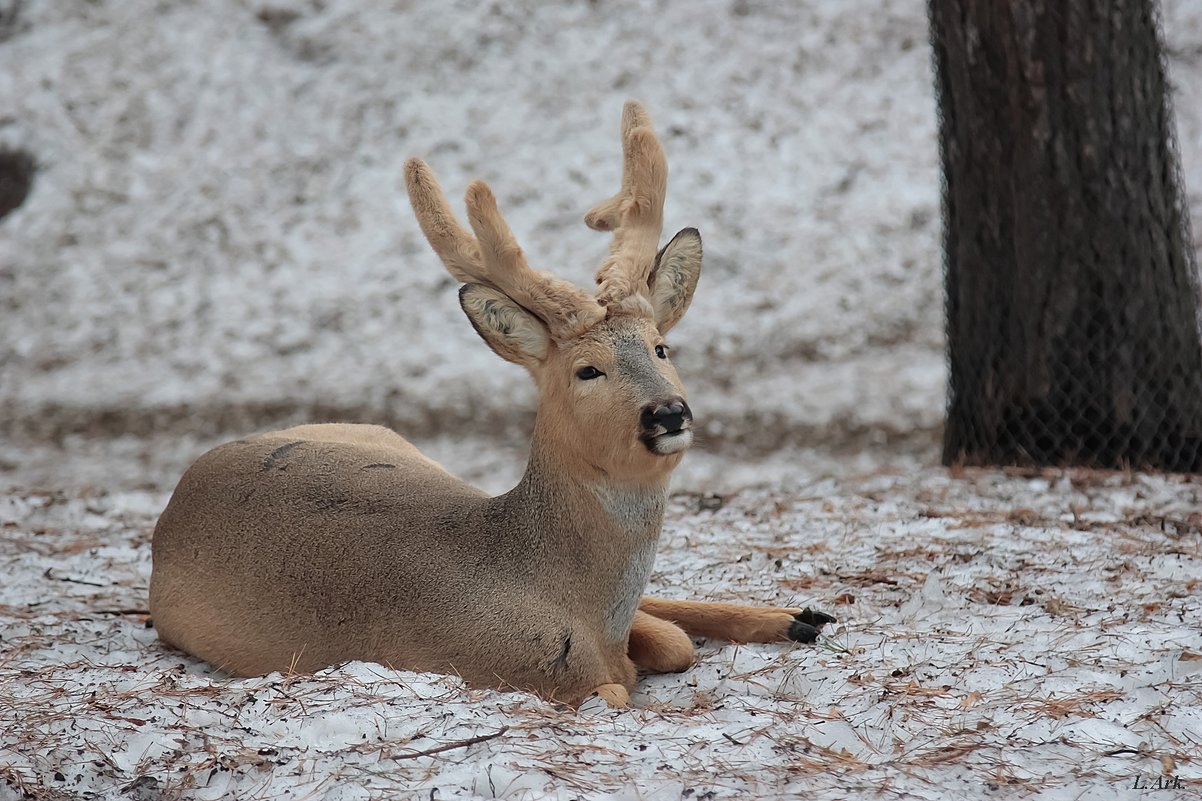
[2,467,1200,800]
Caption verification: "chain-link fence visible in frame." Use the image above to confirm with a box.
[932,0,1202,472]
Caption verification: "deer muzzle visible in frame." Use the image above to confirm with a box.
[640,398,693,454]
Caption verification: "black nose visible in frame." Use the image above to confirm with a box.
[641,398,692,433]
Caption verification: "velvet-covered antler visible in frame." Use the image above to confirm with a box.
[405,159,605,341]
[585,101,669,311]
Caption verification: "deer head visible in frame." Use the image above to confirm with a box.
[404,101,703,484]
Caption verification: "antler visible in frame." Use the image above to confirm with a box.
[585,100,668,309]
[404,159,605,340]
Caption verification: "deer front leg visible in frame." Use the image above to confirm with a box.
[585,652,637,708]
[638,597,836,644]
[627,610,695,673]
[590,683,631,707]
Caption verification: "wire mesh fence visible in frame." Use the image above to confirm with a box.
[932,0,1202,472]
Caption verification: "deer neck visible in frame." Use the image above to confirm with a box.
[503,433,669,544]
[491,422,670,641]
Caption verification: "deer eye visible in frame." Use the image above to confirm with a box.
[576,366,605,380]
[655,344,669,359]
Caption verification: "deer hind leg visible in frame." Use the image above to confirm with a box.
[638,597,836,644]
[627,610,695,673]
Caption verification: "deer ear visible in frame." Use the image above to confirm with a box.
[648,228,702,335]
[459,284,550,367]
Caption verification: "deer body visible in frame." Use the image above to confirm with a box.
[152,421,669,701]
[150,103,832,706]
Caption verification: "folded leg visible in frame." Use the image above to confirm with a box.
[638,597,835,644]
[591,683,630,707]
[627,610,694,673]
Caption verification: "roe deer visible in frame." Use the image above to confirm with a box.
[149,102,834,707]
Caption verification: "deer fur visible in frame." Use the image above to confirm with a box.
[149,101,833,707]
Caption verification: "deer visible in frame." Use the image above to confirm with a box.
[149,101,834,707]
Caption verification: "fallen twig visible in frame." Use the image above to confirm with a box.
[43,568,106,587]
[391,726,510,760]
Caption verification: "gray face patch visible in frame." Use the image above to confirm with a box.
[609,327,676,404]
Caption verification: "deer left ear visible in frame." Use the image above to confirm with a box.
[648,228,702,335]
[459,283,550,368]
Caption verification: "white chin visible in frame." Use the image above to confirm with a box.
[651,430,693,455]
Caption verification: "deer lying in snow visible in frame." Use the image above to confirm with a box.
[149,102,834,707]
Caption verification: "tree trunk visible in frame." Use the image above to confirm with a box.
[932,0,1202,471]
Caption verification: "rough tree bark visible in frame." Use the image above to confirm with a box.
[931,0,1202,470]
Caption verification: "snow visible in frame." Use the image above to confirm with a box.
[2,1,1200,491]
[3,469,1201,800]
[0,0,976,471]
[3,0,1202,798]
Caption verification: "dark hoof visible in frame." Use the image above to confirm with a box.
[796,607,837,626]
[787,620,820,642]
[787,608,836,643]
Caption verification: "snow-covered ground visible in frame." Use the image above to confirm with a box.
[4,1,1202,798]
[3,469,1201,800]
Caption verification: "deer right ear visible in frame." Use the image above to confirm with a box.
[459,284,550,367]
[649,228,703,335]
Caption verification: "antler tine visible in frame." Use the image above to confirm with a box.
[404,158,484,284]
[586,100,668,308]
[406,157,604,340]
[464,180,529,280]
[584,101,654,232]
[464,181,605,339]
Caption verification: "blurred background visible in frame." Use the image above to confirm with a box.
[3,0,1202,494]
